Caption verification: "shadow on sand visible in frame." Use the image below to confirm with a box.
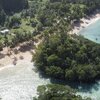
[0,53,5,59]
[18,41,35,53]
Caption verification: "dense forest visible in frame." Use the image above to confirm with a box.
[33,0,100,83]
[0,0,28,12]
[0,0,32,50]
[34,33,100,82]
[0,0,28,23]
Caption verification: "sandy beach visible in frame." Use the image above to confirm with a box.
[0,38,41,68]
[69,12,100,35]
[0,36,49,100]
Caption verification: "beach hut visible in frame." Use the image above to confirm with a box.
[0,29,9,35]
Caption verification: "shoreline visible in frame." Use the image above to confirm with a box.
[69,12,100,35]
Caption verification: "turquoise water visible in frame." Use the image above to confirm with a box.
[77,81,100,100]
[78,19,100,100]
[79,19,100,43]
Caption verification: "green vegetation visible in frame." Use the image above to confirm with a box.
[0,0,28,24]
[34,0,100,33]
[34,84,91,100]
[0,0,100,50]
[0,0,35,50]
[32,0,100,83]
[33,33,100,82]
[0,0,28,12]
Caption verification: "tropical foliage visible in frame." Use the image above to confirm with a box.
[33,33,100,82]
[34,84,91,100]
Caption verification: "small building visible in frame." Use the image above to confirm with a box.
[0,29,10,35]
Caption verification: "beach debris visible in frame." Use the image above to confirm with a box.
[13,49,19,54]
[82,26,85,28]
[13,57,18,61]
[12,57,17,65]
[19,56,24,60]
[7,47,12,56]
[13,60,17,65]
[86,22,89,24]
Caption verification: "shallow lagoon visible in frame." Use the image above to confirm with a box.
[79,19,100,43]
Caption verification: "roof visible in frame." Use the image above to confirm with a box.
[0,29,9,34]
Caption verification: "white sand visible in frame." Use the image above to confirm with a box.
[0,60,50,100]
[69,12,100,35]
[0,39,41,67]
[0,38,50,100]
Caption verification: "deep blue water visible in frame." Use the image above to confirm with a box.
[79,19,100,43]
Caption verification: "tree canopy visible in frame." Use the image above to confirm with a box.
[34,84,91,100]
[0,0,28,12]
[33,33,100,83]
